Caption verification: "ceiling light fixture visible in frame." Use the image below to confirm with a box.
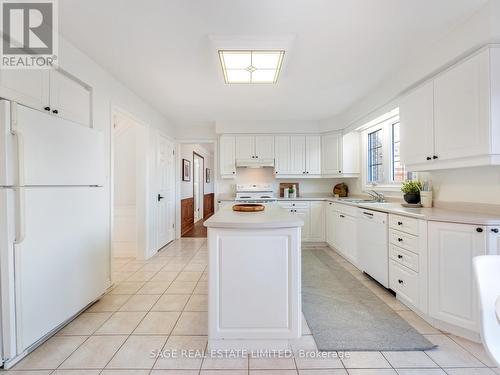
[218,50,285,84]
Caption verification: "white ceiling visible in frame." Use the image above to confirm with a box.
[59,0,488,126]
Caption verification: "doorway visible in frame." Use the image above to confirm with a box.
[193,152,204,223]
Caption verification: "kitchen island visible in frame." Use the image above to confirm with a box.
[204,204,303,350]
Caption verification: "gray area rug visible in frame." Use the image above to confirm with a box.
[302,249,436,351]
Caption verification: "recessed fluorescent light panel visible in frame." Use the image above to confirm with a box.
[218,50,285,84]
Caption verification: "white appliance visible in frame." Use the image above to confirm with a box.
[357,208,389,288]
[235,183,276,203]
[235,159,275,168]
[0,100,108,368]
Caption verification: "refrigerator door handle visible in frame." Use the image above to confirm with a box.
[11,105,26,243]
[13,186,25,245]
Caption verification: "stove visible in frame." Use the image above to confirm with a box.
[235,183,276,203]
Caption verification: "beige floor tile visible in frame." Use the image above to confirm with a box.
[382,351,438,368]
[166,281,197,294]
[201,272,209,281]
[184,294,208,311]
[58,312,112,336]
[112,271,135,283]
[101,370,150,375]
[290,336,342,370]
[443,369,497,375]
[7,371,54,375]
[154,335,207,369]
[346,370,397,375]
[137,281,172,295]
[424,334,485,368]
[109,282,145,295]
[176,271,203,282]
[13,336,87,370]
[172,311,208,335]
[249,369,298,374]
[395,370,446,375]
[193,281,208,295]
[448,334,497,367]
[133,311,181,335]
[141,263,167,272]
[127,270,158,282]
[95,311,146,335]
[202,370,248,375]
[201,353,248,369]
[249,356,296,370]
[396,311,440,335]
[59,335,127,369]
[375,293,410,311]
[152,294,191,311]
[119,294,161,311]
[163,263,188,271]
[87,295,131,312]
[52,370,100,374]
[341,352,391,369]
[152,271,180,282]
[298,370,347,375]
[106,335,168,369]
[150,371,199,375]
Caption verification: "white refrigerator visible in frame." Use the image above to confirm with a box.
[0,100,109,367]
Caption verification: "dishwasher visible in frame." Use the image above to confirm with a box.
[357,208,389,288]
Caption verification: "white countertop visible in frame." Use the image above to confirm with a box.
[217,194,500,225]
[204,205,304,229]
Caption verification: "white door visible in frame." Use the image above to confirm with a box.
[433,50,490,161]
[219,136,236,177]
[274,136,290,175]
[49,70,91,127]
[14,187,108,353]
[255,135,275,159]
[0,70,49,112]
[305,135,321,174]
[156,136,175,249]
[235,136,255,160]
[290,136,306,175]
[309,202,325,242]
[399,81,435,165]
[321,133,341,175]
[428,221,487,333]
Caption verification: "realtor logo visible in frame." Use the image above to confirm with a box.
[1,0,58,69]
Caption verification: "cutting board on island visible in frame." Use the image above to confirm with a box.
[279,183,300,198]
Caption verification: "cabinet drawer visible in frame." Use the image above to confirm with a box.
[332,202,358,217]
[278,201,309,209]
[389,214,419,235]
[389,229,418,253]
[389,244,419,272]
[389,260,418,307]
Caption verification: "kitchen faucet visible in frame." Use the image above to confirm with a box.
[365,190,386,202]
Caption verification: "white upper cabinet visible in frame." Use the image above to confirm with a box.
[235,136,255,160]
[0,70,49,111]
[433,51,490,161]
[0,69,91,127]
[49,70,91,127]
[321,133,341,175]
[305,135,321,175]
[290,136,306,174]
[400,46,500,171]
[235,135,275,160]
[275,136,291,175]
[342,131,360,175]
[400,81,435,165]
[219,136,236,177]
[255,135,275,159]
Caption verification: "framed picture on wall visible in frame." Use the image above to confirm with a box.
[206,168,211,183]
[182,159,191,181]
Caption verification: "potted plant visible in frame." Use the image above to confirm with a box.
[401,180,423,204]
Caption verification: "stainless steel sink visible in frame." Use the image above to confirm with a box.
[338,198,379,204]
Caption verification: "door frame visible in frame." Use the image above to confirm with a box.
[175,139,217,239]
[110,106,149,264]
[192,151,205,223]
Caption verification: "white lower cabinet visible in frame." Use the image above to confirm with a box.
[428,221,493,336]
[277,201,325,242]
[329,203,358,267]
[325,202,336,247]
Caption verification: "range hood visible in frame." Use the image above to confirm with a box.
[235,158,275,168]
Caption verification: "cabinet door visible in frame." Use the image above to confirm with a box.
[275,136,291,175]
[399,81,435,165]
[487,227,500,254]
[343,214,358,266]
[295,208,310,241]
[321,133,341,175]
[290,136,306,175]
[0,70,49,111]
[434,51,490,161]
[306,135,321,174]
[342,132,360,174]
[325,202,335,246]
[255,135,275,159]
[428,221,487,333]
[49,70,91,126]
[219,136,236,176]
[235,136,255,160]
[309,202,325,242]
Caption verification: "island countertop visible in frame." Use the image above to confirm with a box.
[204,205,304,229]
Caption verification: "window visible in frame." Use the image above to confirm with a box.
[361,109,414,189]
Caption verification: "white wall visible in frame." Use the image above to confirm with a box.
[180,143,214,199]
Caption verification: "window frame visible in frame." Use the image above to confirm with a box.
[361,111,407,192]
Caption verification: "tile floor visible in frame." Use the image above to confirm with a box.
[4,238,499,375]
